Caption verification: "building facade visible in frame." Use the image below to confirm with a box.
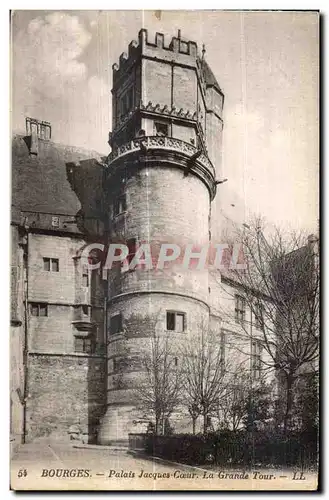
[11,29,272,446]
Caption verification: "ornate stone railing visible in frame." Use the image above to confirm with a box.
[107,136,215,177]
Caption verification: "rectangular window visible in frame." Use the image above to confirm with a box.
[166,311,185,332]
[82,305,89,316]
[252,341,262,379]
[220,330,226,365]
[82,270,89,288]
[74,336,94,354]
[235,295,246,324]
[43,258,50,271]
[30,303,48,317]
[254,302,263,329]
[110,314,123,335]
[43,257,59,272]
[154,121,169,137]
[113,194,127,216]
[51,259,59,272]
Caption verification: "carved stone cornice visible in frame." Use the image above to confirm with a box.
[106,136,217,200]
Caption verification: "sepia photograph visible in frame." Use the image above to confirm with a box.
[10,9,319,491]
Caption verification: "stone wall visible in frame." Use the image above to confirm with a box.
[26,354,106,442]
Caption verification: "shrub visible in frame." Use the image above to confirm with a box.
[135,430,318,468]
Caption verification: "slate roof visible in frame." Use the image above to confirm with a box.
[201,59,222,93]
[11,134,103,217]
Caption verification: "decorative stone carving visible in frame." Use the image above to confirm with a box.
[108,136,214,175]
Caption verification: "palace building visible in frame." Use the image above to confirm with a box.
[11,29,272,446]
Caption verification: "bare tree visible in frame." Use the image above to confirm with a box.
[135,331,182,435]
[181,325,229,435]
[217,218,319,433]
[218,369,250,431]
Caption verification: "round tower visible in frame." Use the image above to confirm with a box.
[98,29,224,444]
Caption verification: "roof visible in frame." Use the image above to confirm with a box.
[11,134,103,217]
[201,59,222,93]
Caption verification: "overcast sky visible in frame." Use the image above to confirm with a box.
[11,10,319,234]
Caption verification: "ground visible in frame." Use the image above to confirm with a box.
[11,442,318,491]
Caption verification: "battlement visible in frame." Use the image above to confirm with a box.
[112,29,199,83]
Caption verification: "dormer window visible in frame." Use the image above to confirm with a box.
[154,121,169,137]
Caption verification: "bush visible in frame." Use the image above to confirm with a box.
[134,430,318,468]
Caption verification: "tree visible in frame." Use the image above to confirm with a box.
[181,325,229,435]
[217,218,319,434]
[218,369,250,431]
[218,369,272,432]
[135,331,182,435]
[243,383,272,432]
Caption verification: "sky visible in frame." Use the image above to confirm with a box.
[11,10,319,234]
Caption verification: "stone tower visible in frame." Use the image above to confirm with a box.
[98,29,224,444]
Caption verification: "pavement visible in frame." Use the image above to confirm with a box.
[10,442,319,491]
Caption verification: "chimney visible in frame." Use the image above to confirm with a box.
[25,117,51,155]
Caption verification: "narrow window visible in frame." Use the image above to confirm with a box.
[113,194,127,216]
[110,314,123,335]
[235,295,246,324]
[82,305,89,317]
[43,258,50,271]
[154,121,169,137]
[166,312,175,331]
[31,304,39,317]
[82,270,89,288]
[174,357,178,367]
[166,311,186,332]
[51,258,59,272]
[176,313,185,333]
[251,341,262,379]
[254,302,263,329]
[220,330,226,365]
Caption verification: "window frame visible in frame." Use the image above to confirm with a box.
[220,330,226,366]
[82,305,89,317]
[154,121,169,137]
[82,269,89,288]
[254,302,264,330]
[166,310,186,333]
[43,257,59,272]
[235,294,246,324]
[30,302,48,317]
[110,313,123,335]
[74,335,95,354]
[251,340,262,380]
[113,193,127,217]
